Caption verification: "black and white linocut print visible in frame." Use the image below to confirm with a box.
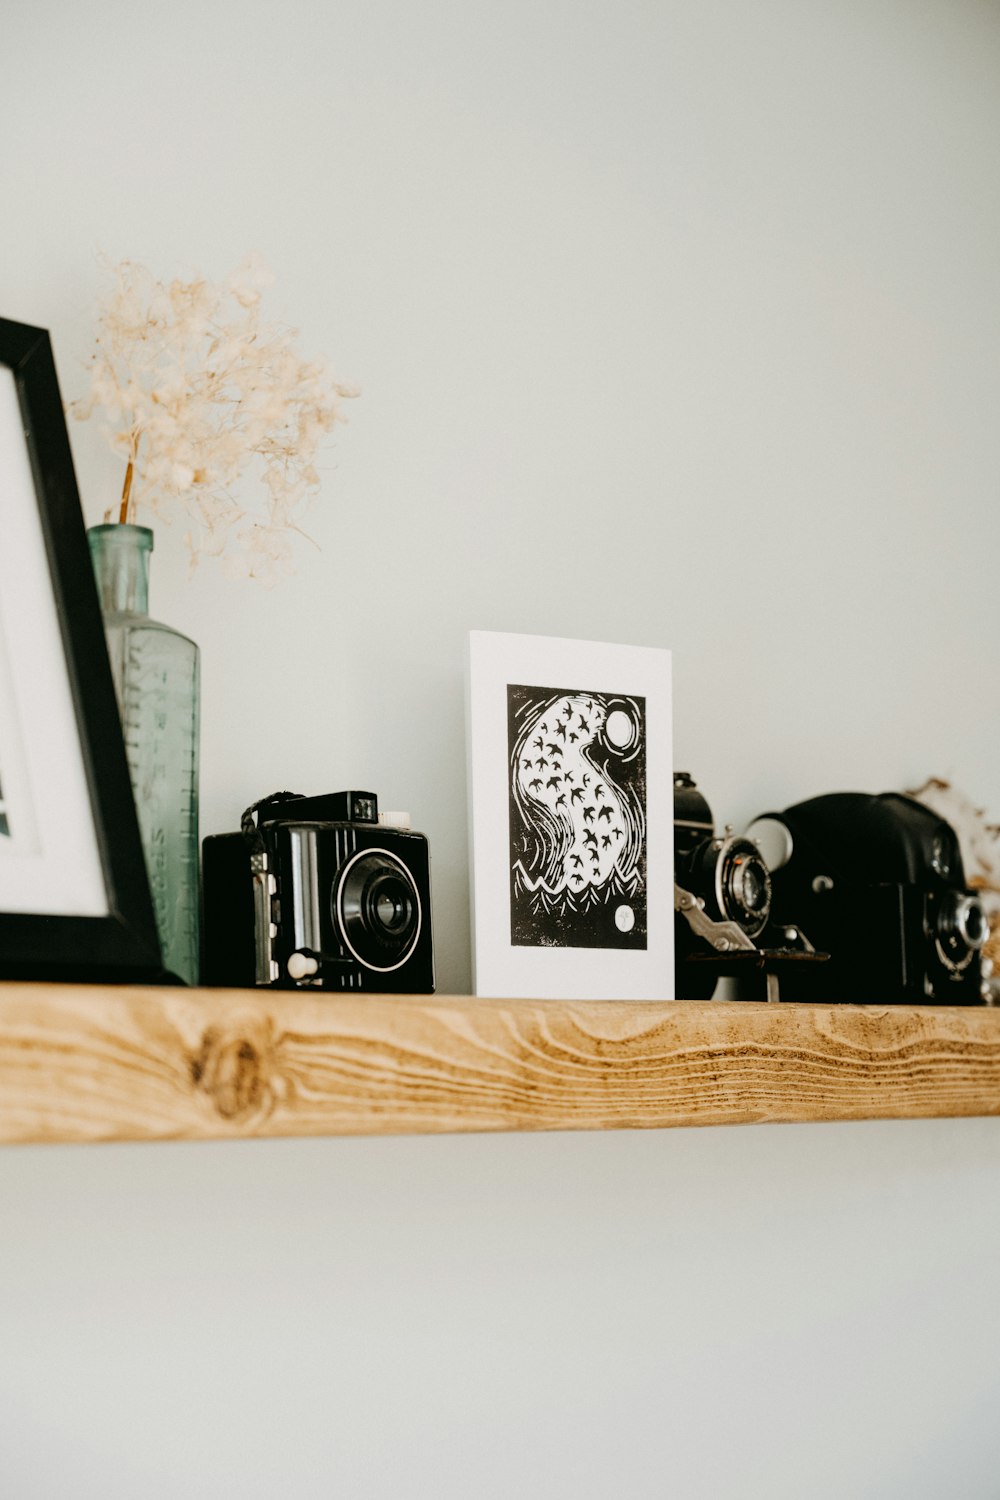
[508,684,647,949]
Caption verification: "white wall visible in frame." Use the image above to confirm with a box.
[3,0,1000,1493]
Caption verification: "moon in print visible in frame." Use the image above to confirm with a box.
[511,692,644,902]
[605,710,635,749]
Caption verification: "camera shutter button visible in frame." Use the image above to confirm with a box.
[288,951,320,980]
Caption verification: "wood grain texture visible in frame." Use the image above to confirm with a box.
[0,983,999,1144]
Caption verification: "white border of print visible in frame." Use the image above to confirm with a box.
[467,630,674,1000]
[0,367,107,916]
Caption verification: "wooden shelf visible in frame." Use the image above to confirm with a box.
[0,982,999,1144]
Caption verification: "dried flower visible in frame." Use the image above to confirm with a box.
[69,255,356,583]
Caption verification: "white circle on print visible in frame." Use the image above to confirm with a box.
[605,710,634,749]
[615,904,635,932]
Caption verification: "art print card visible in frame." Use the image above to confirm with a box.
[467,631,674,999]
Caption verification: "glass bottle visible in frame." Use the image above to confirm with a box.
[88,524,200,984]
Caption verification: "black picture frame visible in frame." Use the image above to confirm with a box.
[0,317,168,982]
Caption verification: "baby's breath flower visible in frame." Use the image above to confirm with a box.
[228,251,275,309]
[68,256,356,580]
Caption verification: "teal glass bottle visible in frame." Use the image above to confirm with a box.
[88,524,200,984]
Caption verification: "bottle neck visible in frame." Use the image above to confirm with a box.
[88,524,153,617]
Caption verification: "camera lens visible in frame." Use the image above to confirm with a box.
[370,874,415,935]
[335,849,422,972]
[375,890,403,929]
[733,859,768,915]
[720,841,772,938]
[681,833,773,940]
[936,890,988,973]
[963,901,989,950]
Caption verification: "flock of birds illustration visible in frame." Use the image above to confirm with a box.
[518,700,625,887]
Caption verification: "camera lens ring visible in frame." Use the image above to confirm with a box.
[957,896,989,951]
[713,836,772,939]
[334,847,423,973]
[935,890,988,974]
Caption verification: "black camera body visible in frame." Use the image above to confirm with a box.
[674,773,821,999]
[747,791,987,1005]
[202,791,435,992]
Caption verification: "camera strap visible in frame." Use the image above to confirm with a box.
[240,791,307,859]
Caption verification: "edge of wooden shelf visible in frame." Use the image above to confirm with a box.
[0,982,999,1144]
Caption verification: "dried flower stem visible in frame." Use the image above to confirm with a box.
[119,458,135,526]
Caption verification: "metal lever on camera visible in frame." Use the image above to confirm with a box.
[675,883,758,954]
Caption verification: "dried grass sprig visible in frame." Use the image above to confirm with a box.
[69,254,357,584]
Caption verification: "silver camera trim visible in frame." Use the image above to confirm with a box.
[250,850,280,985]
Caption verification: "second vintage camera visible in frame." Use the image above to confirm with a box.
[746,790,988,1005]
[674,773,820,999]
[202,790,435,992]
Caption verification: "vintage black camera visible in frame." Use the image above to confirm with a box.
[202,791,435,992]
[674,773,821,999]
[746,790,988,1005]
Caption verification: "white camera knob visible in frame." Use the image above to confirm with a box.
[287,951,320,981]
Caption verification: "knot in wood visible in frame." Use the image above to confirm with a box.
[191,1020,276,1124]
